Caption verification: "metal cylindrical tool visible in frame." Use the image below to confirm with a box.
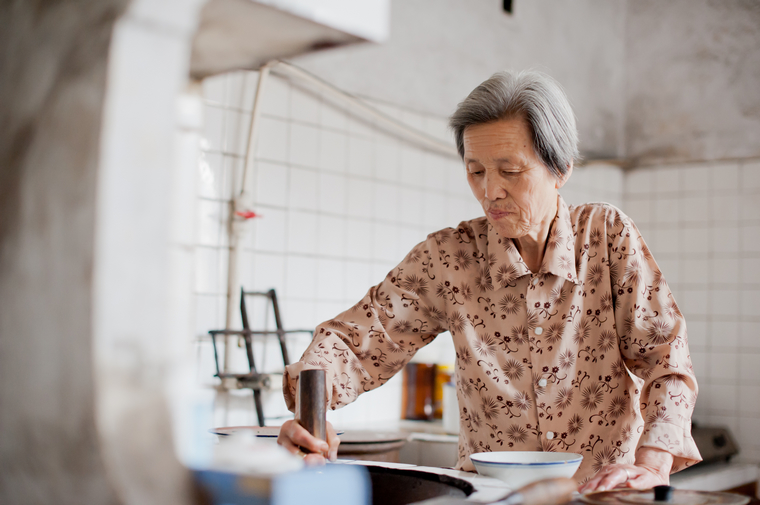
[298,369,326,451]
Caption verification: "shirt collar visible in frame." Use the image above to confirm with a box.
[486,195,579,285]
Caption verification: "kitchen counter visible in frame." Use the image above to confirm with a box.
[383,420,459,468]
[670,461,759,493]
[340,420,759,497]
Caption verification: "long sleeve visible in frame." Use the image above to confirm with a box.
[283,233,449,412]
[607,207,701,471]
[280,201,701,481]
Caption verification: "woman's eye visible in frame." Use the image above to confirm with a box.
[469,170,483,176]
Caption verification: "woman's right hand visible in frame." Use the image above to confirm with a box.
[277,419,340,465]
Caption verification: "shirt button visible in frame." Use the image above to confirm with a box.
[531,278,539,286]
[534,327,543,335]
[538,378,548,387]
[546,431,555,440]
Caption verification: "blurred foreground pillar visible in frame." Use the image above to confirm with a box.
[0,1,203,503]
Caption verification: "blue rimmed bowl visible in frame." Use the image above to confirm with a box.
[469,451,582,488]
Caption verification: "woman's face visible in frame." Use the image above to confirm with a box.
[463,118,570,239]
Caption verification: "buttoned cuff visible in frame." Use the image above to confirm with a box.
[637,420,702,473]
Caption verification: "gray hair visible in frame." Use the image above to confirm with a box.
[449,70,579,178]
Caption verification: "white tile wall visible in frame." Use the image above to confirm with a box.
[194,69,760,463]
[624,159,760,464]
[559,162,624,210]
[195,71,484,428]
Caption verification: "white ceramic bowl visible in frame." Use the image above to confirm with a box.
[469,451,582,488]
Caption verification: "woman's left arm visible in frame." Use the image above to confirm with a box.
[581,207,701,492]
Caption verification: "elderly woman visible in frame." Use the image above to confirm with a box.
[277,70,701,490]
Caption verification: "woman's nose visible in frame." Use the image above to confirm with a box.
[484,173,506,201]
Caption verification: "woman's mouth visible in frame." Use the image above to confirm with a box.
[488,209,511,220]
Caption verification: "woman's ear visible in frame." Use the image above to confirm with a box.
[556,162,573,189]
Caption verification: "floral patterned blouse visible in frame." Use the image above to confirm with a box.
[283,196,701,483]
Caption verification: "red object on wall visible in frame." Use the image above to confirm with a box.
[235,210,261,219]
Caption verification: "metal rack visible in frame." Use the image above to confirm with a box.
[209,288,312,426]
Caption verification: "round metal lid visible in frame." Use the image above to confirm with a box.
[581,489,750,505]
[209,426,345,438]
[338,430,408,445]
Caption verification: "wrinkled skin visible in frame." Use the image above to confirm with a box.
[578,446,673,492]
[462,117,570,272]
[277,419,340,466]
